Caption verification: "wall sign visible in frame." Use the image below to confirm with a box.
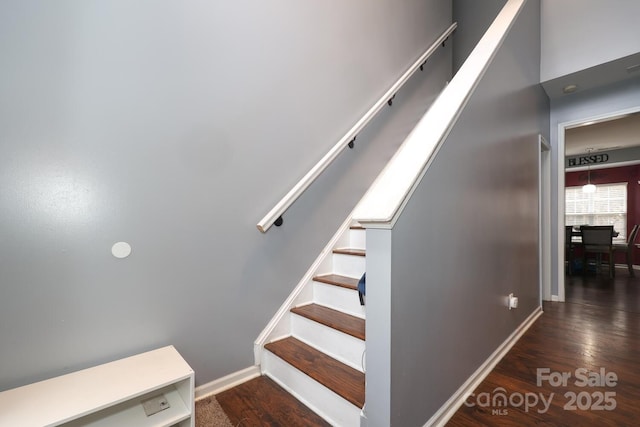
[567,154,609,167]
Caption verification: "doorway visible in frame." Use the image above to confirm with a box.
[556,107,640,301]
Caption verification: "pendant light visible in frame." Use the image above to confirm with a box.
[582,148,596,193]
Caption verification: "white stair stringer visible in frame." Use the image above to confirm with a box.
[262,350,362,427]
[257,221,366,426]
[254,217,356,364]
[291,313,365,372]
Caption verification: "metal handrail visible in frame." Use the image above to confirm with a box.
[257,22,457,233]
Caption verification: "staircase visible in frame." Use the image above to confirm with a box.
[260,224,366,426]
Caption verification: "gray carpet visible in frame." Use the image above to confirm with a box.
[195,396,234,427]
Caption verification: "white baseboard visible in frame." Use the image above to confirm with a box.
[551,295,559,302]
[424,306,543,427]
[194,365,261,401]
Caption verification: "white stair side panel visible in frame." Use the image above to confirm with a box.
[256,284,314,350]
[334,226,354,251]
[291,314,365,372]
[254,215,355,364]
[313,252,337,276]
[349,228,366,250]
[331,253,366,278]
[293,283,315,308]
[313,282,366,319]
[262,351,361,427]
[261,312,294,347]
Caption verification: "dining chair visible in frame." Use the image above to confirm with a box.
[565,225,575,275]
[613,224,639,277]
[581,225,614,278]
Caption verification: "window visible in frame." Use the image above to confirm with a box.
[565,182,627,242]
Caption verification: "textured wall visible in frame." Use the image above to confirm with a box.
[0,0,452,390]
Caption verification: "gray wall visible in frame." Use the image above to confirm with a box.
[540,0,640,82]
[378,0,548,424]
[452,0,507,73]
[0,0,453,390]
[549,78,640,296]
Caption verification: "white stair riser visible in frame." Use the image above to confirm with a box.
[262,351,361,427]
[332,253,365,278]
[291,315,365,372]
[313,283,365,319]
[349,229,366,250]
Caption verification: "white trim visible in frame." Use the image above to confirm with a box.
[556,105,640,303]
[540,134,551,152]
[253,215,354,364]
[540,135,552,303]
[423,306,543,427]
[551,295,559,302]
[354,0,525,228]
[256,23,457,233]
[194,366,261,401]
[556,118,566,302]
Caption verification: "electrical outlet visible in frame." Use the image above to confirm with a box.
[141,394,170,417]
[508,293,518,310]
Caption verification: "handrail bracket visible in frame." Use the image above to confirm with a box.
[256,22,458,233]
[387,94,396,106]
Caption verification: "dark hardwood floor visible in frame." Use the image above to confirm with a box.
[213,267,640,426]
[448,267,640,426]
[216,376,330,426]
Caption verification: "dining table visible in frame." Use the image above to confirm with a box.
[570,226,619,243]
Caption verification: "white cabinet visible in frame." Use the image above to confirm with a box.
[0,346,194,427]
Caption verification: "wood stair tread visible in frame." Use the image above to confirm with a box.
[312,274,359,290]
[264,337,365,409]
[332,248,366,257]
[291,304,365,340]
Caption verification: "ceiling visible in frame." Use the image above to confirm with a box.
[565,111,640,156]
[541,51,640,157]
[541,52,640,100]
